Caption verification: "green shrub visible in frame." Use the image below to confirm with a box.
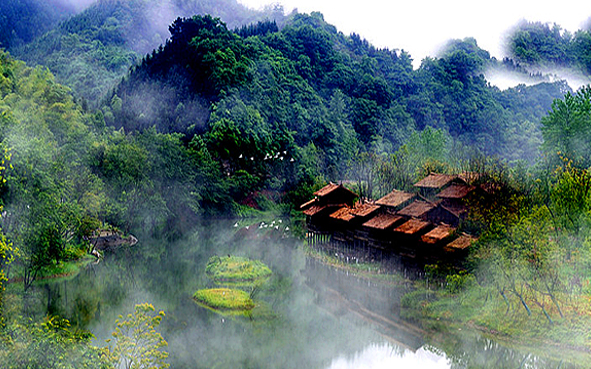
[205,255,272,282]
[193,288,255,310]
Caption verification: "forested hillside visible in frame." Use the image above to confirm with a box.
[4,2,591,366]
[11,0,288,104]
[0,0,78,49]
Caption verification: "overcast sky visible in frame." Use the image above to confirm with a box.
[238,0,590,67]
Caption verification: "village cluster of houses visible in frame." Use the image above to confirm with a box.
[300,173,481,262]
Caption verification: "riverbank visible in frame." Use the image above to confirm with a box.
[400,280,591,365]
[305,243,591,365]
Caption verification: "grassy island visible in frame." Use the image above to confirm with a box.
[193,288,255,311]
[205,255,272,283]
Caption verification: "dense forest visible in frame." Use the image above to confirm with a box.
[1,0,591,367]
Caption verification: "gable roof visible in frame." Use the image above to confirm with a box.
[299,198,317,210]
[302,203,344,217]
[436,184,476,199]
[363,213,404,230]
[330,207,355,222]
[421,224,455,244]
[350,203,381,218]
[445,234,476,251]
[314,182,358,199]
[302,204,328,216]
[414,173,459,189]
[394,219,432,235]
[398,201,436,218]
[376,190,416,208]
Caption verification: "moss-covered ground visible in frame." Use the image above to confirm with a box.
[193,288,255,311]
[205,255,272,283]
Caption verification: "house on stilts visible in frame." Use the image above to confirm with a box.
[300,173,483,264]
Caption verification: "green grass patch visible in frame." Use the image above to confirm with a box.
[401,281,591,364]
[205,255,272,283]
[193,288,255,311]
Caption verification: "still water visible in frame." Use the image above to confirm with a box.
[28,220,581,368]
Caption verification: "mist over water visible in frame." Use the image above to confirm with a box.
[326,344,449,369]
[21,219,584,368]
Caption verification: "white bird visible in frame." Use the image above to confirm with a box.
[278,219,282,223]
[283,151,287,154]
[245,226,250,230]
[290,158,295,162]
[285,227,289,231]
[234,222,238,227]
[275,226,279,230]
[239,154,243,158]
[280,157,284,160]
[250,157,254,161]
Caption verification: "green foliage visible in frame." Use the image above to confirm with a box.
[103,303,169,369]
[0,0,75,49]
[193,288,255,311]
[445,271,475,294]
[205,255,272,282]
[541,86,591,166]
[0,316,105,369]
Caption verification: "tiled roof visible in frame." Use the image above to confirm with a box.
[314,183,357,198]
[363,213,404,230]
[330,207,355,222]
[299,198,316,210]
[414,173,458,189]
[445,235,476,250]
[302,205,328,216]
[350,203,381,218]
[421,225,455,244]
[375,190,416,208]
[436,184,475,199]
[394,219,432,235]
[398,201,436,218]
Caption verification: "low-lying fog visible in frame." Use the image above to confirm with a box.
[23,219,582,368]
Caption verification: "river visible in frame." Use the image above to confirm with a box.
[25,219,581,368]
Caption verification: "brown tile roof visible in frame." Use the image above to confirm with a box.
[302,204,328,216]
[445,235,476,251]
[398,201,436,218]
[314,183,357,198]
[350,203,381,218]
[300,198,317,210]
[436,184,475,199]
[394,219,432,235]
[330,207,355,222]
[421,225,455,244]
[414,173,459,189]
[363,213,404,230]
[376,190,416,208]
[440,204,467,218]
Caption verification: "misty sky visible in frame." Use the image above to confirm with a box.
[239,0,590,67]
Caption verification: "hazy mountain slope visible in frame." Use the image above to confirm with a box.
[12,0,287,105]
[99,12,568,176]
[0,0,79,49]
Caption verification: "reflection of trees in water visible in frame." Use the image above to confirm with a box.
[436,335,575,369]
[25,220,580,369]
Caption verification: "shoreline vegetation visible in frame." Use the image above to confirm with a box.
[307,243,591,364]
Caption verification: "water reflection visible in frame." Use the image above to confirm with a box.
[22,220,589,368]
[326,343,449,369]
